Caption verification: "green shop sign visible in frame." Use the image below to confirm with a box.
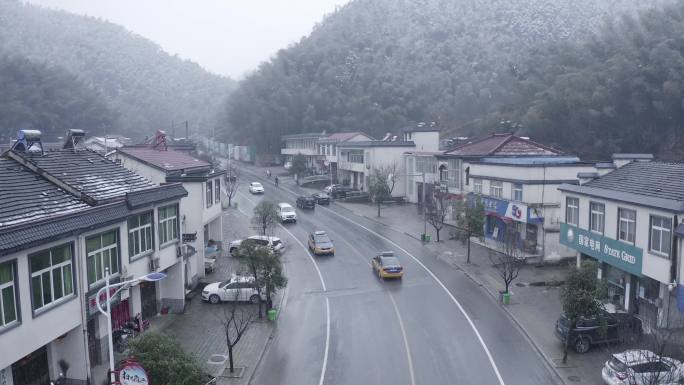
[560,223,643,276]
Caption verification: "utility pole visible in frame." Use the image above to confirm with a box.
[185,121,189,141]
[422,172,427,239]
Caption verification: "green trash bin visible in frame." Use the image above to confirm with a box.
[425,235,431,242]
[267,309,278,321]
[502,292,511,305]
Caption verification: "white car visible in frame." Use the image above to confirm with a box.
[249,182,264,194]
[602,349,682,385]
[277,202,297,223]
[229,235,284,256]
[284,161,292,170]
[201,276,266,304]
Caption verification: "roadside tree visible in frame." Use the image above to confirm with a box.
[490,226,525,296]
[559,259,606,363]
[452,196,484,242]
[252,200,279,236]
[426,189,449,242]
[290,153,308,183]
[368,163,399,217]
[220,293,257,375]
[225,162,239,207]
[257,251,288,310]
[127,332,206,385]
[237,242,271,318]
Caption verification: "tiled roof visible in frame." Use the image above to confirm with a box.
[443,134,562,157]
[126,184,188,209]
[117,146,210,172]
[21,149,153,202]
[323,132,373,141]
[560,161,684,212]
[338,141,416,148]
[281,132,328,140]
[0,158,89,227]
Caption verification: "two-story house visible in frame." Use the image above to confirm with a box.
[316,132,373,181]
[0,131,188,385]
[280,132,328,172]
[559,156,684,329]
[110,142,225,290]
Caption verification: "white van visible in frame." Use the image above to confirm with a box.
[277,203,297,223]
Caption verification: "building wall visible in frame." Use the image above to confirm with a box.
[48,325,89,381]
[410,132,440,152]
[110,154,165,185]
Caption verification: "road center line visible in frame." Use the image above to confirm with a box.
[237,189,330,385]
[388,292,416,385]
[241,173,506,385]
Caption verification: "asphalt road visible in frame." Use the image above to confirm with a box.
[234,172,560,385]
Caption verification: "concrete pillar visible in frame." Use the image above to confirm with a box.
[597,263,603,280]
[624,275,631,312]
[576,251,581,269]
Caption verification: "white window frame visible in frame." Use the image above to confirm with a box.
[215,178,221,204]
[589,202,605,234]
[489,180,503,198]
[159,205,179,246]
[650,215,672,257]
[566,197,579,226]
[87,231,120,286]
[128,211,154,259]
[0,260,18,328]
[206,180,213,208]
[473,178,483,194]
[617,208,636,244]
[512,183,523,202]
[30,243,75,311]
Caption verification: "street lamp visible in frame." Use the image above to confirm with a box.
[96,268,167,385]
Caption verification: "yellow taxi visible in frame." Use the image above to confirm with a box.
[307,231,335,256]
[372,251,403,280]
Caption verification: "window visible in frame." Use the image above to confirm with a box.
[513,183,523,201]
[448,159,459,188]
[589,202,605,234]
[0,261,18,327]
[215,178,221,204]
[159,205,179,245]
[30,243,74,310]
[348,150,364,164]
[566,197,579,225]
[489,181,503,197]
[206,180,213,208]
[473,178,483,194]
[618,208,636,244]
[650,215,672,257]
[86,231,119,285]
[128,212,153,258]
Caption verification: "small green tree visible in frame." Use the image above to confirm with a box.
[252,200,279,236]
[368,163,399,217]
[453,195,485,242]
[238,242,271,318]
[257,252,288,310]
[126,332,206,385]
[559,260,606,363]
[290,153,308,182]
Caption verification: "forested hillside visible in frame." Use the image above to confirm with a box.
[0,55,117,139]
[0,0,234,141]
[221,0,673,156]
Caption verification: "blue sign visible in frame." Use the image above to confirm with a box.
[560,223,643,276]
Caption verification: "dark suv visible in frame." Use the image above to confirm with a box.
[329,185,354,198]
[296,196,316,209]
[554,312,642,353]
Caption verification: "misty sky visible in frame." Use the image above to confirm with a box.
[26,0,352,79]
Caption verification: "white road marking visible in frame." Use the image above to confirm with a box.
[237,189,330,385]
[388,292,416,385]
[247,177,507,385]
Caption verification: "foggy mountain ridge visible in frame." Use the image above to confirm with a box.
[220,0,676,158]
[0,0,235,141]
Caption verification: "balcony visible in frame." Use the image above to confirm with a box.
[281,148,317,156]
[338,160,367,173]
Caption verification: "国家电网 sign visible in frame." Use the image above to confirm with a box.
[560,223,643,276]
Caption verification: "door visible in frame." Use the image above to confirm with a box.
[222,282,240,301]
[12,346,50,385]
[140,281,157,319]
[87,317,99,365]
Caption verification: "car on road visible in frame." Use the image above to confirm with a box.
[372,251,404,280]
[554,309,642,354]
[229,235,283,256]
[601,349,682,385]
[311,192,330,205]
[202,276,267,304]
[307,231,335,255]
[249,182,264,194]
[296,196,316,209]
[277,202,297,223]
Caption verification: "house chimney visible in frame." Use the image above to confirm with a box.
[577,172,599,185]
[63,129,86,150]
[11,130,43,154]
[611,154,653,169]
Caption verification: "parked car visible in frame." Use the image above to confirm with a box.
[201,276,266,304]
[554,310,642,354]
[311,192,330,205]
[229,236,283,256]
[327,185,354,198]
[602,349,682,385]
[277,202,297,223]
[248,182,264,194]
[284,161,292,170]
[323,184,342,193]
[371,251,404,280]
[307,230,335,255]
[296,196,316,209]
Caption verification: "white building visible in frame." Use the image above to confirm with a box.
[280,132,328,172]
[316,132,373,181]
[0,134,188,385]
[559,155,684,329]
[110,144,225,290]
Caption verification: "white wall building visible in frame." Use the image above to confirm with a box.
[316,132,373,181]
[559,155,684,329]
[280,132,328,172]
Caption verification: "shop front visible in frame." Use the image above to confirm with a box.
[481,196,543,254]
[560,223,643,314]
[10,346,49,385]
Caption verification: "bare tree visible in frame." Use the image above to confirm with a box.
[252,201,279,236]
[368,162,400,217]
[490,226,524,295]
[426,189,449,241]
[221,294,256,374]
[225,163,239,207]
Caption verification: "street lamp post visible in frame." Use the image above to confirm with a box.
[96,268,167,384]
